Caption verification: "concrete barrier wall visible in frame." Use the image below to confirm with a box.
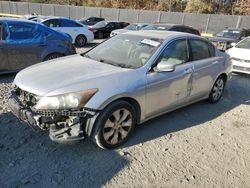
[1,1,11,13]
[16,2,29,15]
[41,4,54,16]
[119,9,139,23]
[28,3,42,15]
[101,8,119,21]
[84,7,101,17]
[1,1,250,34]
[183,13,209,32]
[207,14,239,33]
[69,6,84,19]
[54,5,69,17]
[160,12,183,24]
[241,16,250,29]
[138,10,159,23]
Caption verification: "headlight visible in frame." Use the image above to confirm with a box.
[35,89,98,110]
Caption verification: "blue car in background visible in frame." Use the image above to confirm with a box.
[0,18,76,74]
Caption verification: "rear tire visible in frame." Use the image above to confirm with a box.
[44,53,63,61]
[208,76,226,103]
[91,100,136,149]
[75,35,87,47]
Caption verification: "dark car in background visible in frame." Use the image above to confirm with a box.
[79,17,105,26]
[142,24,200,36]
[90,21,129,39]
[0,18,76,74]
[209,28,250,51]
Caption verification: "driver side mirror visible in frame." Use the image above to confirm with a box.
[154,60,176,72]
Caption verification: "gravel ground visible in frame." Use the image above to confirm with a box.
[1,42,250,187]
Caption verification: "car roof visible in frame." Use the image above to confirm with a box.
[123,30,199,40]
[148,23,196,29]
[0,17,35,23]
[223,27,248,31]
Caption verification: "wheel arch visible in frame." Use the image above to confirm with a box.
[85,97,142,137]
[42,52,65,61]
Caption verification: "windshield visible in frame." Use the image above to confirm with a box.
[235,38,250,49]
[93,21,107,28]
[84,34,163,69]
[125,24,146,31]
[215,29,241,39]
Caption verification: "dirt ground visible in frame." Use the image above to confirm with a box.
[1,44,250,187]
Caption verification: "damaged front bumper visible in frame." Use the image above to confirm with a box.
[8,92,97,143]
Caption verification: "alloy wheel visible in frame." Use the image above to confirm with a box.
[102,108,133,145]
[212,78,224,101]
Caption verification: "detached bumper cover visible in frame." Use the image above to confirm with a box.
[8,94,37,126]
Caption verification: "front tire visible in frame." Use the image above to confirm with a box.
[208,76,225,103]
[91,100,136,149]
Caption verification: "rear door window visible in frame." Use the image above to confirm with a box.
[189,39,212,61]
[8,23,43,42]
[43,19,61,28]
[61,19,82,27]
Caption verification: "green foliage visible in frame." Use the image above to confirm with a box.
[31,0,47,3]
[185,0,213,14]
[22,0,250,15]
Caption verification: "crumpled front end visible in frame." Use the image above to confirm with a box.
[8,86,97,143]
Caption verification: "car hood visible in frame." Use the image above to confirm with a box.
[227,47,250,60]
[112,29,129,34]
[14,54,132,96]
[209,36,238,43]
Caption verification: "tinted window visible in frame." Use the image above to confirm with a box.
[208,43,215,57]
[246,30,250,36]
[62,19,82,27]
[43,19,61,27]
[189,39,211,61]
[106,23,115,29]
[96,18,104,21]
[215,29,241,39]
[158,39,188,65]
[8,23,40,40]
[170,26,182,32]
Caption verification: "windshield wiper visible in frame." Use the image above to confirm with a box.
[83,54,91,59]
[99,59,133,69]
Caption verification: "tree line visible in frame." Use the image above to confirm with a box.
[11,0,250,15]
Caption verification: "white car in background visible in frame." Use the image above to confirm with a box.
[227,37,250,74]
[38,17,94,47]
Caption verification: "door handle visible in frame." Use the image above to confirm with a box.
[184,68,193,74]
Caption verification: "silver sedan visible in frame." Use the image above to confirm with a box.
[9,31,232,149]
